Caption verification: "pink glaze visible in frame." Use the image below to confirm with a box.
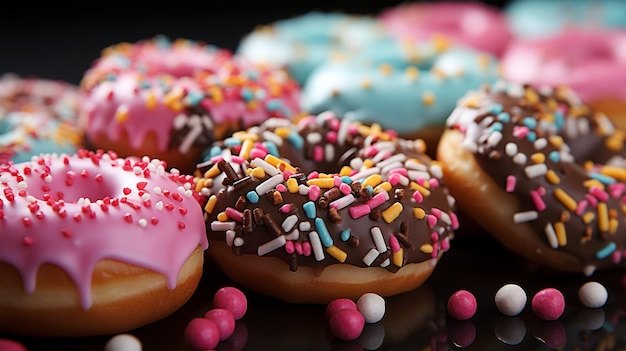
[378,1,513,56]
[213,287,248,320]
[502,29,626,103]
[0,150,208,309]
[80,36,301,154]
[532,288,565,321]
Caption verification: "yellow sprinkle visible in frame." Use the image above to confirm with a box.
[413,207,426,219]
[524,87,540,104]
[239,139,254,159]
[549,136,564,148]
[286,178,299,193]
[405,66,419,81]
[374,182,392,193]
[379,63,393,76]
[601,165,626,182]
[210,86,223,104]
[326,245,347,263]
[598,202,609,232]
[232,131,259,141]
[115,106,129,123]
[164,89,184,111]
[307,178,335,188]
[583,179,605,189]
[145,91,157,110]
[264,154,296,172]
[204,195,218,214]
[531,153,545,163]
[431,33,451,53]
[545,170,560,184]
[422,92,435,106]
[582,212,595,224]
[203,165,221,179]
[363,159,375,169]
[363,174,383,188]
[216,211,228,222]
[606,130,625,151]
[411,182,431,197]
[339,166,353,177]
[420,243,434,254]
[610,218,619,234]
[251,167,266,179]
[554,188,577,211]
[318,173,333,178]
[382,202,403,223]
[554,222,567,246]
[273,127,291,138]
[392,249,404,267]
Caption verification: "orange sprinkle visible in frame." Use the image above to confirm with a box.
[392,249,404,267]
[204,195,218,214]
[413,207,426,219]
[554,222,567,246]
[554,188,577,211]
[382,202,403,223]
[597,202,609,233]
[545,170,560,184]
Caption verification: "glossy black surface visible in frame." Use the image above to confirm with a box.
[3,232,625,351]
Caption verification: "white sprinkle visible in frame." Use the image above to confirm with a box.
[370,227,387,253]
[141,193,150,201]
[306,132,322,144]
[226,230,236,246]
[258,235,286,256]
[255,173,284,195]
[329,194,355,210]
[505,142,518,156]
[299,221,311,231]
[487,131,503,147]
[350,167,381,182]
[133,166,142,175]
[138,219,148,228]
[282,214,299,232]
[324,143,335,163]
[362,248,380,266]
[155,201,164,211]
[211,221,236,231]
[405,159,427,171]
[298,184,309,195]
[534,138,548,150]
[429,163,443,179]
[377,153,407,169]
[262,130,284,146]
[524,163,547,178]
[544,223,559,249]
[513,211,538,223]
[184,189,193,198]
[513,153,527,165]
[308,231,325,261]
[284,229,299,241]
[250,158,281,176]
[234,236,244,247]
[44,174,53,183]
[17,181,27,190]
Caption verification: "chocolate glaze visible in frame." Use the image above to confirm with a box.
[446,80,626,274]
[195,112,457,275]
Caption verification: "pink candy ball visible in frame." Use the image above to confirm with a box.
[184,317,220,351]
[0,339,27,351]
[328,308,365,341]
[214,287,248,320]
[326,298,358,319]
[532,288,565,321]
[204,308,236,341]
[447,290,477,320]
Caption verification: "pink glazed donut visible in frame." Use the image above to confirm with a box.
[0,149,208,337]
[378,1,513,57]
[501,29,626,130]
[80,35,302,173]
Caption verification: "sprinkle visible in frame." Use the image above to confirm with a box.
[326,245,347,262]
[544,223,559,249]
[524,163,547,178]
[246,191,260,203]
[513,211,538,223]
[381,202,403,223]
[282,214,299,232]
[349,204,371,219]
[554,222,567,246]
[506,175,516,192]
[370,227,387,253]
[596,242,616,260]
[597,202,609,233]
[340,229,351,241]
[315,217,333,247]
[329,194,355,210]
[255,174,284,195]
[257,235,287,256]
[309,231,325,261]
[363,248,380,266]
[554,188,577,211]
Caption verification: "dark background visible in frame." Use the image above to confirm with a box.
[1,0,509,86]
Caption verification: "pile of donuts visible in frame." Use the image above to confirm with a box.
[1,0,626,346]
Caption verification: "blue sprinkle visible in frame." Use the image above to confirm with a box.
[315,218,333,247]
[204,145,223,160]
[186,91,204,106]
[340,229,351,241]
[245,70,259,81]
[241,87,254,101]
[497,112,510,122]
[255,89,267,100]
[548,151,560,163]
[341,176,352,184]
[266,99,283,111]
[589,172,616,185]
[224,137,242,147]
[554,110,565,130]
[490,122,503,132]
[488,103,503,114]
[596,242,616,260]
[263,141,280,157]
[526,131,537,142]
[246,191,259,203]
[365,185,374,195]
[287,131,304,149]
[523,117,538,129]
[303,201,316,219]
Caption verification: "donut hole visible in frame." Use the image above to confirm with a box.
[24,166,119,203]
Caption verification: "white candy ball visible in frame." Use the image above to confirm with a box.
[579,281,608,308]
[495,284,527,316]
[104,334,142,351]
[357,293,386,323]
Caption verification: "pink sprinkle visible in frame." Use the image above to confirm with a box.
[294,241,303,255]
[389,234,401,252]
[285,240,295,254]
[506,175,516,192]
[441,237,451,251]
[308,185,321,201]
[513,125,529,138]
[531,190,546,211]
[613,250,622,264]
[589,186,609,202]
[302,241,312,256]
[389,173,400,186]
[365,146,378,157]
[412,190,424,203]
[431,243,438,258]
[427,214,437,228]
[575,200,588,216]
[275,184,287,192]
[450,213,460,230]
[585,194,598,207]
[210,155,224,164]
[325,131,337,143]
[609,183,625,198]
[225,207,244,222]
[389,168,407,177]
[431,208,442,218]
[366,192,387,209]
[429,178,439,188]
[279,203,292,213]
[231,156,245,164]
[333,176,342,187]
[249,148,267,159]
[307,171,319,180]
[349,204,371,219]
[339,183,351,195]
[313,146,323,162]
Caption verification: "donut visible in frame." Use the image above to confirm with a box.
[0,73,83,164]
[501,28,626,131]
[300,42,501,147]
[79,35,302,173]
[0,149,209,337]
[235,11,387,85]
[378,1,513,57]
[505,0,626,39]
[194,111,458,304]
[437,80,626,276]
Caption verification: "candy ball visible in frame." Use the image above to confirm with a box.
[531,288,565,321]
[578,281,608,308]
[184,317,220,351]
[0,339,27,351]
[357,293,386,323]
[204,308,236,341]
[214,287,248,320]
[104,334,142,351]
[447,290,477,320]
[326,298,358,319]
[495,283,527,316]
[329,308,366,341]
